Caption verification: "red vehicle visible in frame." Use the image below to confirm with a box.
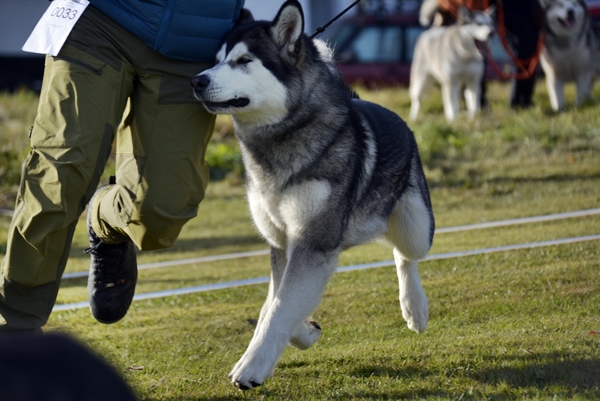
[328,8,511,87]
[588,0,600,19]
[328,0,600,88]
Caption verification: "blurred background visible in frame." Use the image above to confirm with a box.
[2,0,600,91]
[3,0,358,91]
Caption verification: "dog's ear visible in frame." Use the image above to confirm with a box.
[236,9,254,26]
[538,0,553,9]
[484,4,496,18]
[271,0,305,55]
[457,6,471,23]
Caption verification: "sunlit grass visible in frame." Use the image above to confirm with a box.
[49,241,600,401]
[1,79,600,399]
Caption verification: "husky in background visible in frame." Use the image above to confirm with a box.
[539,0,600,111]
[419,0,457,26]
[192,0,435,390]
[409,6,495,122]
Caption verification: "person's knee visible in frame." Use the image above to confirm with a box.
[129,201,198,250]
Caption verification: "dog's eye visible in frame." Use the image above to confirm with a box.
[238,57,252,65]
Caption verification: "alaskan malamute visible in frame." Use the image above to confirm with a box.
[540,0,600,111]
[192,0,434,390]
[409,6,496,122]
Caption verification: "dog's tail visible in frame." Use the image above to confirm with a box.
[419,0,440,26]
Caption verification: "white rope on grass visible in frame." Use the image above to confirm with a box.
[51,234,600,312]
[62,249,271,280]
[434,208,600,233]
[61,208,600,280]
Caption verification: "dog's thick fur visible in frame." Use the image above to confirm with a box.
[409,6,495,122]
[192,0,434,390]
[539,0,600,111]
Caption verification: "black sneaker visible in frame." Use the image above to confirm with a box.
[85,187,137,324]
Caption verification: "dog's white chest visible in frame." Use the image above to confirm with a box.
[247,180,331,246]
[548,46,593,79]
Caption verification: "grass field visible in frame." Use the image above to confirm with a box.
[1,79,600,400]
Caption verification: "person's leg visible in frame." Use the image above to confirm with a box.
[480,55,489,109]
[513,76,536,108]
[0,7,136,331]
[503,0,540,107]
[92,53,215,252]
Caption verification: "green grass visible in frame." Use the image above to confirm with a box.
[49,242,600,400]
[1,79,600,400]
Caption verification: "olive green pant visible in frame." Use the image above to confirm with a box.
[0,6,215,330]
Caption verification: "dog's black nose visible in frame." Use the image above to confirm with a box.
[191,74,210,91]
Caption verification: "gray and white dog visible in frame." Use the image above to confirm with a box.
[539,0,600,111]
[192,0,434,390]
[410,6,496,122]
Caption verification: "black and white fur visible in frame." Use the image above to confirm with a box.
[539,0,600,111]
[409,6,496,122]
[192,0,434,390]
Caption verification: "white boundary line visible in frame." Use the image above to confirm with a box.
[62,249,271,280]
[61,208,600,280]
[52,234,600,312]
[434,208,600,233]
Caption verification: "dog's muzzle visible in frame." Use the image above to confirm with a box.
[191,74,210,97]
[474,31,493,55]
[474,39,489,55]
[558,9,577,29]
[191,75,250,110]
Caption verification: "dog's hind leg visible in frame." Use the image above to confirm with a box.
[385,183,433,334]
[576,71,594,106]
[442,83,460,122]
[251,247,321,349]
[289,319,322,350]
[393,250,428,333]
[464,80,481,119]
[409,84,423,121]
[259,247,322,351]
[251,246,286,342]
[409,72,431,121]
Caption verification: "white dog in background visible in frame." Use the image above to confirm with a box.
[409,6,496,122]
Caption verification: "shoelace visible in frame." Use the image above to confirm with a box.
[84,241,130,288]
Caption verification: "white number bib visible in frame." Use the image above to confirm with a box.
[22,0,89,56]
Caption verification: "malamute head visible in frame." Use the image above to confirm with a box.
[540,0,588,38]
[192,0,340,127]
[457,5,496,45]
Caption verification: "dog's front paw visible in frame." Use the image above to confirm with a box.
[289,320,321,350]
[231,376,263,391]
[400,287,429,334]
[228,347,276,390]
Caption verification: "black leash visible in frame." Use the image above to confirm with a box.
[309,0,363,39]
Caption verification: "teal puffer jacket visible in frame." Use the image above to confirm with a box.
[89,0,245,62]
